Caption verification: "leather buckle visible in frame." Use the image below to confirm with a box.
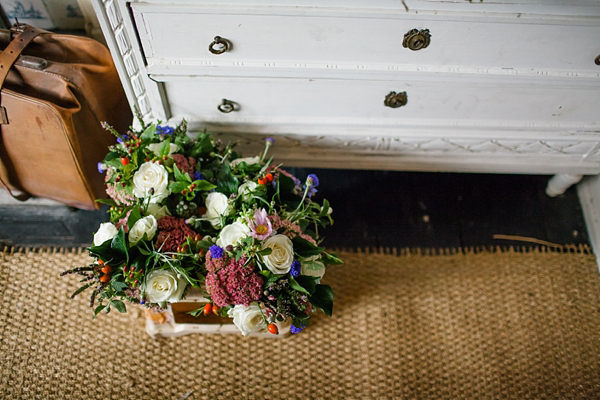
[0,106,8,124]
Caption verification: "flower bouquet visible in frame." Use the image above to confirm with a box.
[62,117,342,337]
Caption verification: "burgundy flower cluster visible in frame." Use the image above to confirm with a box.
[155,216,196,252]
[205,253,264,307]
[172,154,197,177]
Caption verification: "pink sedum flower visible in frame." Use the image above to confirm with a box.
[248,208,273,240]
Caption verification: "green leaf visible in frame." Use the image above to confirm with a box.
[112,281,129,293]
[309,284,334,316]
[102,151,120,163]
[295,275,319,295]
[289,276,318,296]
[216,164,239,195]
[111,300,127,313]
[192,180,217,191]
[321,252,344,267]
[70,283,92,299]
[256,248,272,256]
[111,228,128,263]
[174,165,191,183]
[94,305,105,317]
[169,181,188,193]
[292,236,324,258]
[104,157,124,169]
[140,124,156,140]
[278,173,296,194]
[159,139,171,157]
[265,273,283,286]
[95,198,117,206]
[127,207,142,230]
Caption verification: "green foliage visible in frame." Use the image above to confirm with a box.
[309,284,334,316]
[292,236,324,258]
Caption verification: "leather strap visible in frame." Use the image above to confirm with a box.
[0,25,43,202]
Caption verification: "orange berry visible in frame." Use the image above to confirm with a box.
[101,265,113,274]
[265,173,273,182]
[121,157,129,166]
[268,323,279,335]
[97,259,104,265]
[203,303,212,316]
[198,249,206,257]
[100,275,110,283]
[258,178,267,185]
[212,305,220,315]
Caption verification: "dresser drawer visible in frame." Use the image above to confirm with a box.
[160,76,598,131]
[133,4,600,79]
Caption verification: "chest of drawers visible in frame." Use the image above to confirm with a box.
[92,0,600,177]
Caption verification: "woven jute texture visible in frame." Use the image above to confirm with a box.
[1,247,600,399]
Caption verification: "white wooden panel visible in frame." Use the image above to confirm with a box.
[160,77,599,128]
[133,5,600,78]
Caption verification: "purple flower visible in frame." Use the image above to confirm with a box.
[117,134,129,144]
[247,208,273,240]
[193,171,204,181]
[97,162,106,173]
[290,324,305,334]
[265,137,275,144]
[290,260,301,277]
[307,174,319,188]
[156,125,175,135]
[209,245,224,259]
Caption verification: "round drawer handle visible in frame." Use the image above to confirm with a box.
[218,98,236,113]
[595,55,600,66]
[402,29,431,51]
[384,91,407,108]
[209,36,230,54]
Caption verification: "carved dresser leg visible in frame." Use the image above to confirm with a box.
[546,174,584,197]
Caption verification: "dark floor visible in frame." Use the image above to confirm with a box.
[0,170,589,250]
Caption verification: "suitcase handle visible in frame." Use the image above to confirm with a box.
[0,24,44,202]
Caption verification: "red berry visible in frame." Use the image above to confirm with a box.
[121,157,129,166]
[258,178,267,185]
[265,173,273,182]
[203,303,212,316]
[97,259,105,265]
[268,323,279,335]
[101,265,112,274]
[100,275,110,283]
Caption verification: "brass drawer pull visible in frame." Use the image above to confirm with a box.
[403,29,431,51]
[218,98,236,113]
[384,91,407,108]
[209,36,230,54]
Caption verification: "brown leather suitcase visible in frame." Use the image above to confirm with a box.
[0,24,132,210]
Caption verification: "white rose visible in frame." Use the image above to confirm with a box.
[238,181,258,201]
[145,203,171,219]
[93,222,118,246]
[217,221,251,249]
[147,142,180,157]
[132,161,170,203]
[145,270,187,304]
[261,234,294,274]
[203,192,231,228]
[129,215,157,245]
[230,156,260,168]
[228,303,267,336]
[301,255,326,281]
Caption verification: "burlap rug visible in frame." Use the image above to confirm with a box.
[1,247,599,399]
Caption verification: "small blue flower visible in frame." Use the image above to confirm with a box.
[265,137,275,144]
[209,245,224,259]
[193,171,204,181]
[290,260,301,277]
[117,134,129,144]
[156,125,175,135]
[97,162,106,173]
[290,324,305,334]
[302,185,318,199]
[140,298,145,305]
[307,174,319,188]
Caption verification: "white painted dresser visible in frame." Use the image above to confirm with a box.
[92,0,600,182]
[91,0,600,262]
